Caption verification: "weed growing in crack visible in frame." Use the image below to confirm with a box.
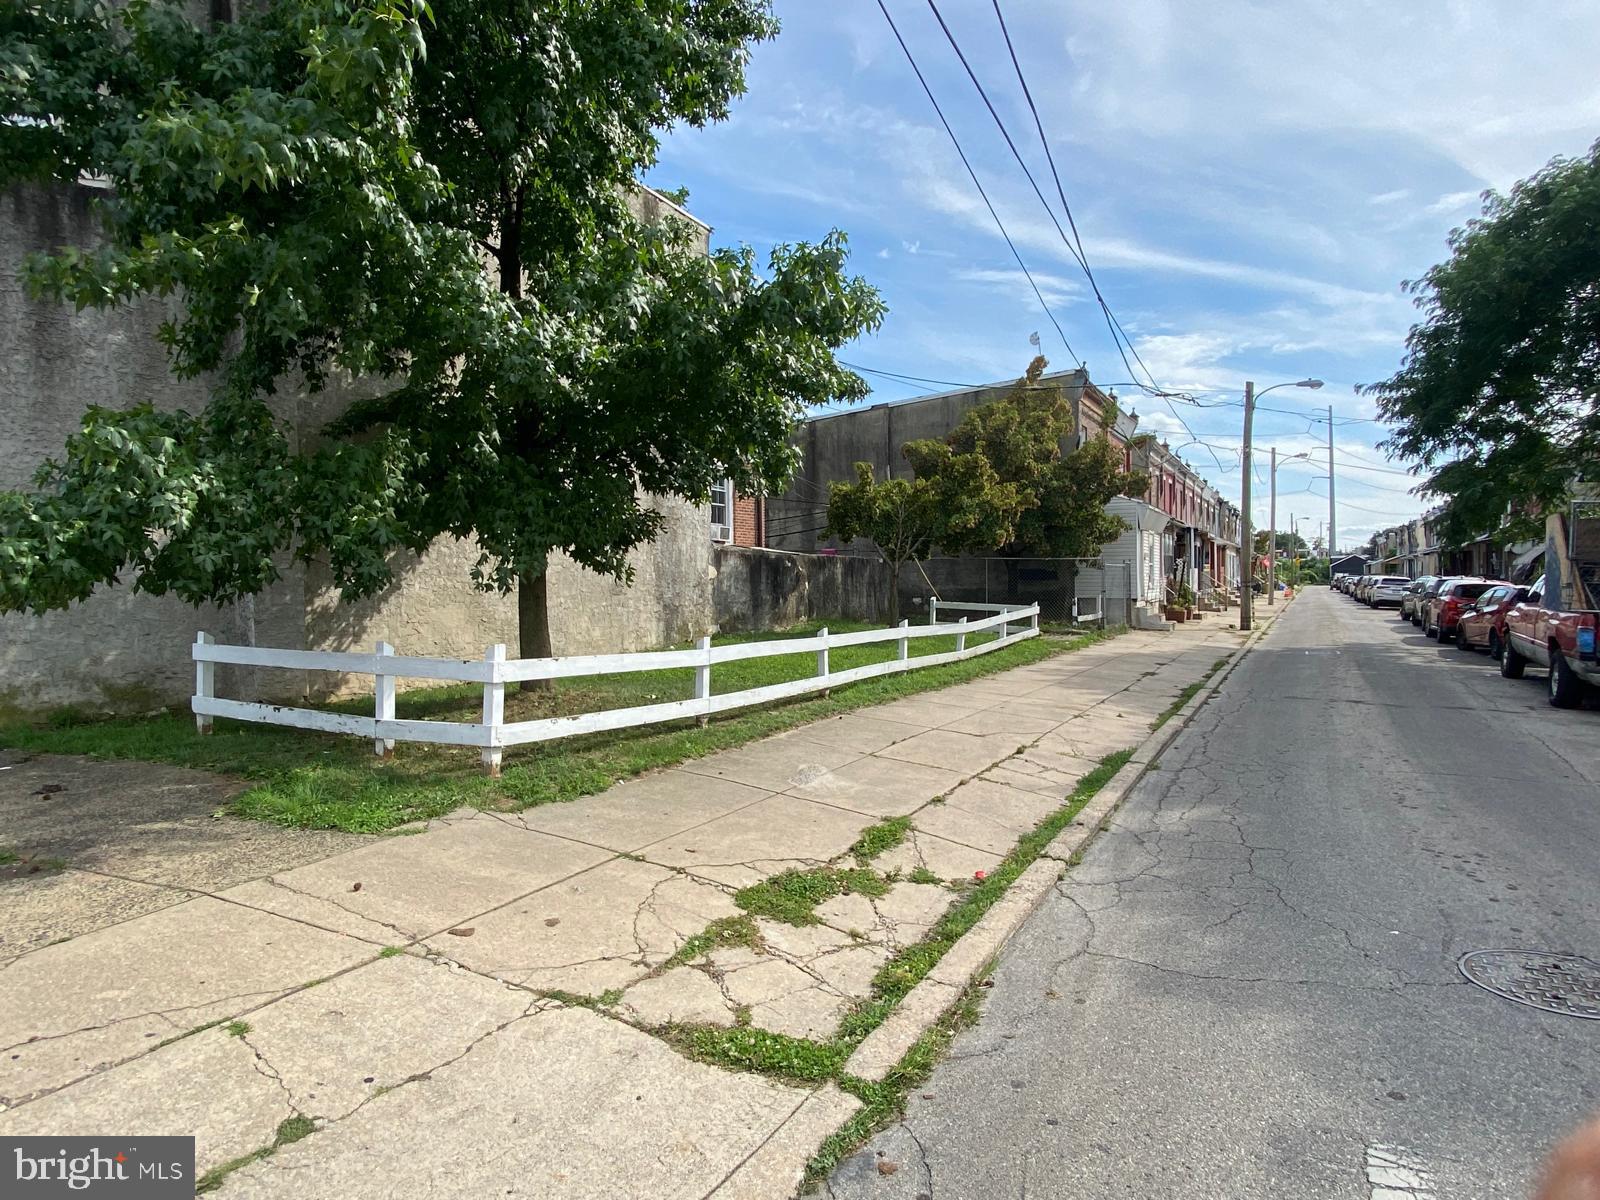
[662,915,762,969]
[849,816,911,865]
[378,946,406,958]
[662,1024,846,1082]
[854,750,1133,1020]
[735,867,889,926]
[196,1115,319,1192]
[804,981,986,1185]
[907,866,943,887]
[224,1021,252,1038]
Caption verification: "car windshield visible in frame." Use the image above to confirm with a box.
[1380,577,1409,585]
[1451,582,1494,599]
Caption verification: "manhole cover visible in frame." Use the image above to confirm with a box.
[1457,950,1600,1019]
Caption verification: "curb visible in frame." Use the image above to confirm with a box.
[841,600,1286,1083]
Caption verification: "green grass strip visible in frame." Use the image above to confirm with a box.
[1,624,1122,834]
[1151,656,1230,731]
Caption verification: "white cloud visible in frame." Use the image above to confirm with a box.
[1425,189,1484,215]
[953,266,1085,309]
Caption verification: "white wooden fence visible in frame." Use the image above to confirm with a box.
[192,605,1040,774]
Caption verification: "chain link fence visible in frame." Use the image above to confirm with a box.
[907,557,1135,629]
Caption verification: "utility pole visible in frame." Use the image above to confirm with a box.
[1240,382,1255,631]
[1327,403,1336,555]
[1268,446,1278,606]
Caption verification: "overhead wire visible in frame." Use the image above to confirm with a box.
[921,0,1227,477]
[874,0,1082,368]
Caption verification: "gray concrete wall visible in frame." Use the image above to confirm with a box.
[712,546,890,632]
[2,181,714,714]
[767,371,1089,555]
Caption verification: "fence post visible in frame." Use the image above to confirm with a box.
[956,616,967,654]
[194,631,214,735]
[1031,605,1040,633]
[897,618,909,663]
[694,635,712,727]
[374,641,396,758]
[929,598,939,627]
[816,627,831,698]
[481,643,505,777]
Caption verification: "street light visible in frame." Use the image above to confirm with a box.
[1240,378,1324,632]
[1268,449,1310,606]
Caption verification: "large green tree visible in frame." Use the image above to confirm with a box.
[0,0,883,669]
[910,356,1146,559]
[1364,142,1600,545]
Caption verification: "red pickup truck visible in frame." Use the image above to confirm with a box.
[1500,573,1600,707]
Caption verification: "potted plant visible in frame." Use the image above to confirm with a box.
[1175,580,1197,620]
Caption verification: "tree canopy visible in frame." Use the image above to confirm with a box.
[824,457,1024,624]
[909,357,1146,558]
[1364,141,1600,545]
[0,0,884,657]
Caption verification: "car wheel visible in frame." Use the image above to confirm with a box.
[1549,651,1584,708]
[1488,631,1502,661]
[1456,626,1472,651]
[1500,635,1527,679]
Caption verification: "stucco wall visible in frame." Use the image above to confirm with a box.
[1,183,314,713]
[712,546,890,632]
[2,181,715,713]
[766,371,1091,555]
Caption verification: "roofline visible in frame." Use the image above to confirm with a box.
[803,367,1092,425]
[639,184,713,234]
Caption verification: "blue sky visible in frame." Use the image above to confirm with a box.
[647,1,1600,552]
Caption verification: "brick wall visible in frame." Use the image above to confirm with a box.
[732,494,764,548]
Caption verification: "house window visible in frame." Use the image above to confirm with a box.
[710,478,732,543]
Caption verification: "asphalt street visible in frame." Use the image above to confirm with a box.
[828,588,1600,1200]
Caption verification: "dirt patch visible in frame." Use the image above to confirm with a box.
[1,751,367,957]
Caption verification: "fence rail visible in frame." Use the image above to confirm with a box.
[191,605,1040,774]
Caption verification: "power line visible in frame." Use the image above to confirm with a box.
[925,0,1227,477]
[874,0,1081,367]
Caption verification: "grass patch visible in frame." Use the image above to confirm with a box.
[1150,656,1231,731]
[907,865,943,887]
[662,1023,848,1083]
[0,849,67,876]
[0,623,1118,834]
[855,750,1133,1017]
[378,945,406,958]
[224,1020,251,1038]
[848,816,911,865]
[735,867,889,927]
[805,979,987,1185]
[662,914,762,969]
[196,1116,317,1194]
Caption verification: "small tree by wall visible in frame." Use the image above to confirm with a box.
[824,458,1023,624]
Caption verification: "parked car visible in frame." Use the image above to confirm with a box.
[1367,576,1412,608]
[1501,573,1600,707]
[1410,576,1452,626]
[1400,576,1439,621]
[1455,584,1530,656]
[1357,577,1380,603]
[1423,578,1499,640]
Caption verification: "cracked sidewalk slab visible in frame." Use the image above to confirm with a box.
[0,896,377,1105]
[424,855,740,994]
[215,1005,822,1200]
[252,813,613,941]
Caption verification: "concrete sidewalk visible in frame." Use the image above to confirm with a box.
[0,612,1269,1198]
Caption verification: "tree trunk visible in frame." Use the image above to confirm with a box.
[516,568,554,693]
[886,559,901,626]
